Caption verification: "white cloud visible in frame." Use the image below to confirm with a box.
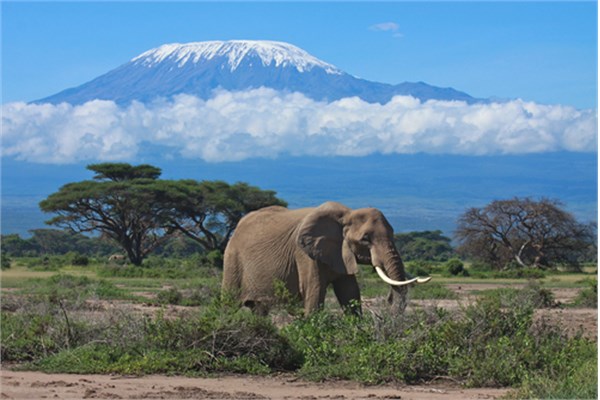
[1,89,597,164]
[370,22,403,38]
[370,22,400,32]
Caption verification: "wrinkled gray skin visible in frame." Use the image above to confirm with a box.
[222,202,410,316]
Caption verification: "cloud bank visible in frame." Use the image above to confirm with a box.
[2,88,596,164]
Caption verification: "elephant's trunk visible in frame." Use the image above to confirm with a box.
[373,243,430,313]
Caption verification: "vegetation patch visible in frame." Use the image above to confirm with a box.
[1,273,596,399]
[570,279,597,308]
[283,294,596,397]
[477,280,557,308]
[408,282,458,300]
[3,297,302,375]
[19,274,131,303]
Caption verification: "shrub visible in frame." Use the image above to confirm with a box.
[24,256,65,271]
[405,260,432,277]
[571,279,597,308]
[4,294,302,375]
[67,252,89,266]
[445,258,466,276]
[1,254,11,269]
[156,287,183,305]
[206,250,224,269]
[180,284,221,307]
[282,286,596,388]
[509,353,597,399]
[479,280,556,309]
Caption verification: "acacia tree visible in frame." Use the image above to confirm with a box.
[40,163,287,263]
[161,180,287,252]
[39,163,169,265]
[455,197,596,269]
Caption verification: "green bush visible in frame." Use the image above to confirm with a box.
[571,279,597,308]
[478,280,556,309]
[282,288,596,389]
[445,258,467,276]
[3,295,302,375]
[206,250,224,269]
[24,256,65,271]
[180,284,222,307]
[67,252,89,266]
[156,287,183,305]
[1,254,11,269]
[470,261,494,272]
[509,354,597,399]
[405,260,432,277]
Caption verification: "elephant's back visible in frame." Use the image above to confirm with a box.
[233,206,310,240]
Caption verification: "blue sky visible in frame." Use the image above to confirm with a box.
[2,1,597,109]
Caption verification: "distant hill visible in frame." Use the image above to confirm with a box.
[2,153,596,237]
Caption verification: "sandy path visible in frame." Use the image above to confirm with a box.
[1,369,509,399]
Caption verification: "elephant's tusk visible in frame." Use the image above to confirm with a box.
[374,266,418,286]
[415,277,432,284]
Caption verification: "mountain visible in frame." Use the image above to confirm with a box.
[37,40,480,105]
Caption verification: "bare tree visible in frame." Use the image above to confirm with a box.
[456,198,596,270]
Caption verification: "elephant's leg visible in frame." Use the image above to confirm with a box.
[332,275,362,315]
[300,267,328,315]
[302,282,328,315]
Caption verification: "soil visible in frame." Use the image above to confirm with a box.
[1,283,595,399]
[1,370,510,399]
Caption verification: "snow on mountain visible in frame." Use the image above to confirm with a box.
[36,40,479,105]
[131,40,342,74]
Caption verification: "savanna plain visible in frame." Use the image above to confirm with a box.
[1,255,597,399]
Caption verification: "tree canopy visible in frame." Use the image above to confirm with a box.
[455,197,596,270]
[88,163,162,181]
[160,180,287,252]
[393,230,454,261]
[39,163,287,265]
[40,165,169,265]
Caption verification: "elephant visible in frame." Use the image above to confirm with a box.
[222,201,430,316]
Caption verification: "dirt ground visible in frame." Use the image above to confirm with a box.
[1,283,595,399]
[0,369,510,399]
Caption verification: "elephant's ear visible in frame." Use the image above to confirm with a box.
[297,202,358,275]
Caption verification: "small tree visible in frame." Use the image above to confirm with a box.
[39,163,168,265]
[456,197,596,270]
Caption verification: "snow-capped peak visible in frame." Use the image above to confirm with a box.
[131,40,342,74]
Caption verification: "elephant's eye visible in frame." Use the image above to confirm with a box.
[360,234,371,244]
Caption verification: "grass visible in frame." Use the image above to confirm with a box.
[3,284,595,397]
[3,295,302,375]
[286,295,596,392]
[1,257,597,399]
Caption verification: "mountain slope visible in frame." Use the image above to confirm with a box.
[37,40,479,105]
